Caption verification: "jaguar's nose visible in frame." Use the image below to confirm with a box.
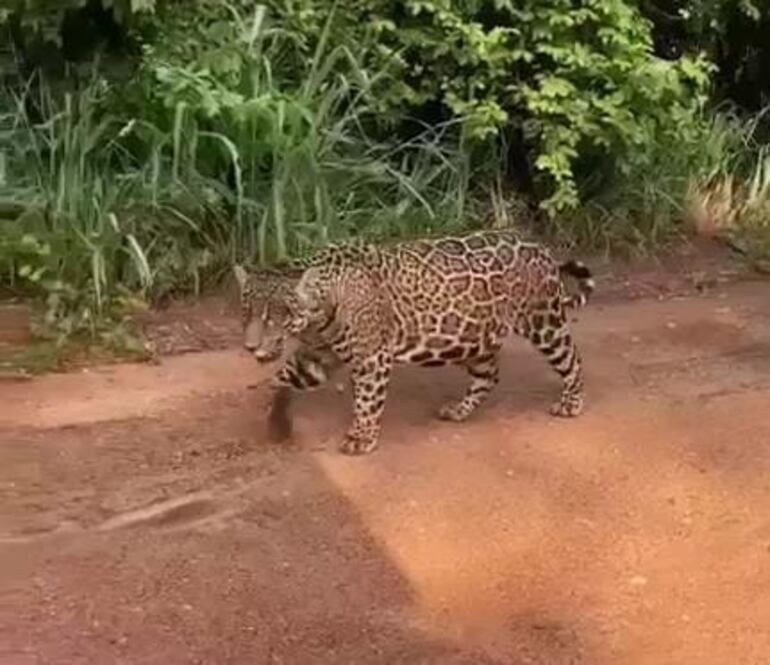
[253,348,275,362]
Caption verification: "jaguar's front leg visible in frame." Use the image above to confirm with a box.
[266,348,334,443]
[341,350,393,455]
[266,384,294,442]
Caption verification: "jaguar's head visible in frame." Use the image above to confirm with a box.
[233,265,300,362]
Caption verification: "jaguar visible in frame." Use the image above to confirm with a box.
[234,230,594,455]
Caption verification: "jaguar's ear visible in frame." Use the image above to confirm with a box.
[295,266,322,308]
[233,264,249,291]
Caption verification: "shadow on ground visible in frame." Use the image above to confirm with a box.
[0,389,587,665]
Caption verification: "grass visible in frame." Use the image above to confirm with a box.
[679,109,770,270]
[546,106,770,258]
[1,77,156,337]
[3,1,769,359]
[1,4,474,342]
[0,335,150,376]
[725,147,770,271]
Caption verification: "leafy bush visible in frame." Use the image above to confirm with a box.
[84,0,713,215]
[126,2,474,260]
[1,6,472,338]
[2,0,769,344]
[3,0,723,214]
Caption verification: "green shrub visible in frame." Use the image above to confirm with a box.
[0,7,472,338]
[126,2,474,262]
[119,0,714,214]
[2,0,768,344]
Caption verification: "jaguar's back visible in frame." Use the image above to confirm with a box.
[294,230,590,367]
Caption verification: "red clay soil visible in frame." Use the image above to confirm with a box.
[2,272,770,664]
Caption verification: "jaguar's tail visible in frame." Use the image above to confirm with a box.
[559,260,595,310]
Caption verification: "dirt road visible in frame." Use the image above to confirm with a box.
[2,278,770,664]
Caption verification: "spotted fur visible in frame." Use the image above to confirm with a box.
[234,230,594,455]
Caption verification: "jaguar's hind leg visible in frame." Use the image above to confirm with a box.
[525,311,584,417]
[438,354,500,422]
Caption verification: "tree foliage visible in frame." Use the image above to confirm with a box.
[3,0,769,338]
[5,0,766,212]
[68,0,711,212]
[641,0,770,110]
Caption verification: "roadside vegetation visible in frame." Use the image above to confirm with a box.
[1,0,769,348]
